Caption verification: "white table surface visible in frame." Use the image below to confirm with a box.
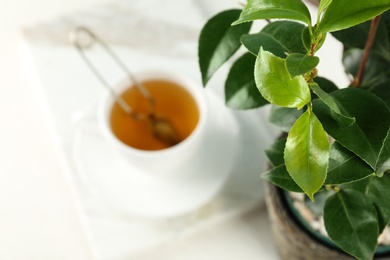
[0,0,347,259]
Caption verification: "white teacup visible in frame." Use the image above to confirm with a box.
[73,69,240,218]
[97,70,208,176]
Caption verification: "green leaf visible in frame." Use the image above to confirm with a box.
[324,190,378,260]
[312,88,390,169]
[262,164,303,192]
[269,106,303,132]
[263,138,303,192]
[309,83,339,112]
[368,80,390,108]
[342,174,390,233]
[241,21,306,58]
[366,174,390,231]
[232,0,312,26]
[225,53,268,109]
[325,142,373,185]
[317,0,333,21]
[313,76,338,93]
[376,128,390,174]
[198,10,252,86]
[285,53,319,77]
[284,110,330,200]
[301,27,311,53]
[265,138,286,167]
[255,48,310,108]
[318,0,390,33]
[309,83,355,126]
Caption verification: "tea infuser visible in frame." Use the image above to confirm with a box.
[69,27,181,147]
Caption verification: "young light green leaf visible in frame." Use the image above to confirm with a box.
[198,10,252,86]
[284,110,330,200]
[285,53,319,77]
[263,137,303,193]
[317,0,333,22]
[309,83,355,126]
[324,190,378,260]
[225,53,268,109]
[232,0,312,26]
[241,21,306,58]
[325,142,374,185]
[318,0,390,33]
[255,48,310,108]
[312,88,390,169]
[262,164,303,193]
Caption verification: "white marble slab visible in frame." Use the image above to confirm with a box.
[20,0,281,259]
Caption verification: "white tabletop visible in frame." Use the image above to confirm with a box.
[0,0,346,258]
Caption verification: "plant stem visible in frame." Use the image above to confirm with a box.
[351,16,381,87]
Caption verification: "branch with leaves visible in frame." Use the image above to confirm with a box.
[198,0,390,259]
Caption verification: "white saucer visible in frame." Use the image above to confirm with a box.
[73,90,246,218]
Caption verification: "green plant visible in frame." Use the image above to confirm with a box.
[198,1,390,259]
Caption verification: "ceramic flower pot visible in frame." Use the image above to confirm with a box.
[264,182,390,260]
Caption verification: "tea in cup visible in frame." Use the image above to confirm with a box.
[98,70,208,174]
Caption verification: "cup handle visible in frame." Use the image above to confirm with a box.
[72,102,103,197]
[72,101,101,134]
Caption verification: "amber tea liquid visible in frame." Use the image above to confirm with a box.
[110,80,200,151]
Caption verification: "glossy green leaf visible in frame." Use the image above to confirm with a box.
[318,0,390,33]
[198,10,252,86]
[284,110,330,200]
[232,0,311,26]
[225,53,268,109]
[285,53,319,77]
[269,106,303,132]
[312,88,390,169]
[325,142,373,185]
[241,21,306,58]
[255,48,310,108]
[262,164,303,192]
[265,137,286,167]
[309,83,355,126]
[324,190,378,260]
